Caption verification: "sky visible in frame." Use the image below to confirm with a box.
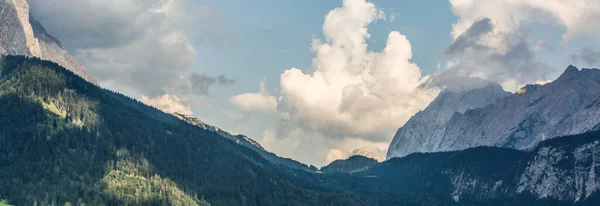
[28,0,600,166]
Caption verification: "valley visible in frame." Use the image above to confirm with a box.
[2,0,600,205]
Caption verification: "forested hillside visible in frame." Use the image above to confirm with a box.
[321,155,378,174]
[0,55,362,206]
[3,55,600,206]
[311,130,600,205]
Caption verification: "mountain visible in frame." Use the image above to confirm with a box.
[437,66,600,152]
[173,113,318,172]
[314,130,600,205]
[173,113,266,151]
[387,83,511,159]
[388,66,600,159]
[0,55,361,206]
[3,55,600,205]
[321,155,378,174]
[0,0,97,84]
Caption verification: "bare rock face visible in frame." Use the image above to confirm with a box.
[0,0,98,84]
[387,65,600,160]
[436,66,600,152]
[0,0,38,56]
[387,83,511,159]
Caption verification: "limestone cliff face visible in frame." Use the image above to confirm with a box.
[0,0,39,56]
[387,83,511,159]
[387,66,600,160]
[0,0,97,84]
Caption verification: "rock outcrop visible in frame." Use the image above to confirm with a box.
[0,0,97,84]
[387,66,600,159]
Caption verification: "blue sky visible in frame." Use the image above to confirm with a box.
[192,1,459,163]
[30,0,600,166]
[195,1,456,89]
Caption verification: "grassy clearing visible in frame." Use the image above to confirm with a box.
[0,199,13,206]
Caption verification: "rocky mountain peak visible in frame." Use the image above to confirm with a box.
[0,0,98,84]
[0,0,38,56]
[388,65,600,160]
[555,65,580,82]
[387,83,511,159]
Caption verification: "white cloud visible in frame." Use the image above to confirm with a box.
[435,18,554,91]
[229,80,278,114]
[324,138,387,164]
[389,12,397,23]
[442,0,600,92]
[261,125,388,166]
[29,0,232,102]
[325,149,346,165]
[438,0,592,92]
[233,0,440,166]
[277,0,439,142]
[141,94,192,115]
[449,0,600,40]
[261,127,303,161]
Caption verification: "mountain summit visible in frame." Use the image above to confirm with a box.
[0,0,97,84]
[388,66,600,159]
[387,83,511,159]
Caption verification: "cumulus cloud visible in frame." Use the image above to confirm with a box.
[276,0,439,142]
[141,94,192,115]
[449,0,600,40]
[28,0,232,107]
[244,0,438,166]
[435,18,554,91]
[229,80,278,114]
[440,0,600,92]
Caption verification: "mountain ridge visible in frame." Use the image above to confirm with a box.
[439,66,600,151]
[2,55,600,205]
[315,129,600,205]
[387,82,511,159]
[0,55,361,206]
[173,112,318,172]
[388,65,600,159]
[321,155,378,174]
[0,0,97,84]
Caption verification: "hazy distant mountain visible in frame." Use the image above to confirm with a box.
[387,83,511,159]
[387,66,600,159]
[0,0,97,84]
